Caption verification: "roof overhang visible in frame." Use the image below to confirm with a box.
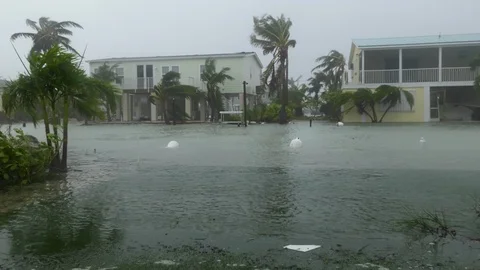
[355,41,480,50]
[87,52,263,69]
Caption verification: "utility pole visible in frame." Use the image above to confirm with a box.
[242,81,248,127]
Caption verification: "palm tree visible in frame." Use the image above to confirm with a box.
[200,58,234,122]
[352,85,414,123]
[3,45,97,171]
[149,71,201,124]
[250,14,296,124]
[92,63,121,121]
[11,17,83,54]
[312,50,346,91]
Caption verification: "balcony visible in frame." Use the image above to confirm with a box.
[361,67,478,84]
[351,46,480,85]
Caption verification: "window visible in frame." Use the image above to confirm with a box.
[146,65,153,77]
[171,66,179,73]
[200,65,205,75]
[137,65,144,78]
[379,90,415,112]
[162,66,170,75]
[93,68,98,74]
[115,67,124,85]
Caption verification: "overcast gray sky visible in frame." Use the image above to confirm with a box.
[1,0,479,83]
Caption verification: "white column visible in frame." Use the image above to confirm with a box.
[150,103,157,122]
[424,86,430,122]
[399,49,403,83]
[199,99,206,122]
[438,47,443,82]
[361,50,365,83]
[185,99,192,119]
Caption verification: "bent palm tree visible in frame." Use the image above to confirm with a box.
[250,14,296,124]
[11,17,83,54]
[149,71,201,124]
[312,50,346,90]
[200,58,234,122]
[353,85,414,123]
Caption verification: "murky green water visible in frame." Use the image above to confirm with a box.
[1,122,480,269]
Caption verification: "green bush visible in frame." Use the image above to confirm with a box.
[0,129,53,188]
[263,103,293,123]
[223,114,242,121]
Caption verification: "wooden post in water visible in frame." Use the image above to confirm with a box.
[242,81,248,127]
[309,118,312,127]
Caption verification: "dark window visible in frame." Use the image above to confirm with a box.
[146,65,153,77]
[137,65,144,77]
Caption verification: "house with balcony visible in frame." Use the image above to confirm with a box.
[343,33,480,122]
[86,52,263,122]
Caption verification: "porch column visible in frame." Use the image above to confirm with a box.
[399,49,403,83]
[150,103,157,122]
[438,47,443,82]
[361,50,365,83]
[122,93,129,122]
[185,99,192,120]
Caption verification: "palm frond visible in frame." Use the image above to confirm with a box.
[10,32,35,41]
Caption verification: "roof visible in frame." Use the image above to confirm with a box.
[87,51,263,68]
[353,33,480,49]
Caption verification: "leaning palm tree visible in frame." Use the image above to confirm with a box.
[200,58,234,122]
[11,17,83,54]
[352,85,414,123]
[149,71,201,124]
[312,50,346,90]
[250,14,296,124]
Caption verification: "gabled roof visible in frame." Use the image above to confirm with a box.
[353,33,480,49]
[87,51,263,68]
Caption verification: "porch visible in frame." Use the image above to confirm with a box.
[355,46,480,84]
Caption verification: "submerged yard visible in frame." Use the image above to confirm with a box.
[0,122,480,269]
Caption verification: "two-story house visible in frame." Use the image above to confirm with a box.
[86,52,263,122]
[343,33,480,122]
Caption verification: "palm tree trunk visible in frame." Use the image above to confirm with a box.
[40,99,52,148]
[163,100,169,124]
[278,52,289,124]
[106,104,111,122]
[50,101,61,169]
[60,96,69,171]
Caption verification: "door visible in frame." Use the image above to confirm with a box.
[430,89,445,121]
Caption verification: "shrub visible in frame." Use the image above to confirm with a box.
[263,103,293,123]
[0,129,53,188]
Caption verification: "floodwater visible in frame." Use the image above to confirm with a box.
[1,122,480,269]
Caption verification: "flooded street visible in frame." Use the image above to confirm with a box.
[1,122,480,269]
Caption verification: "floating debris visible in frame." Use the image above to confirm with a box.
[154,260,179,266]
[283,244,320,252]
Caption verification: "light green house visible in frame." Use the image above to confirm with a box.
[86,52,263,122]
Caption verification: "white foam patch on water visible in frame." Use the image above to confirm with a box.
[71,267,91,270]
[227,263,247,267]
[355,263,389,270]
[98,267,118,270]
[154,260,179,266]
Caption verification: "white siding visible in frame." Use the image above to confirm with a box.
[88,54,262,94]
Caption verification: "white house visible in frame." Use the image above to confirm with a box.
[343,33,480,122]
[86,52,263,122]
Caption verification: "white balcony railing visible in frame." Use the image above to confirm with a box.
[115,77,155,90]
[403,68,439,83]
[358,67,478,84]
[364,69,399,84]
[442,67,478,82]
